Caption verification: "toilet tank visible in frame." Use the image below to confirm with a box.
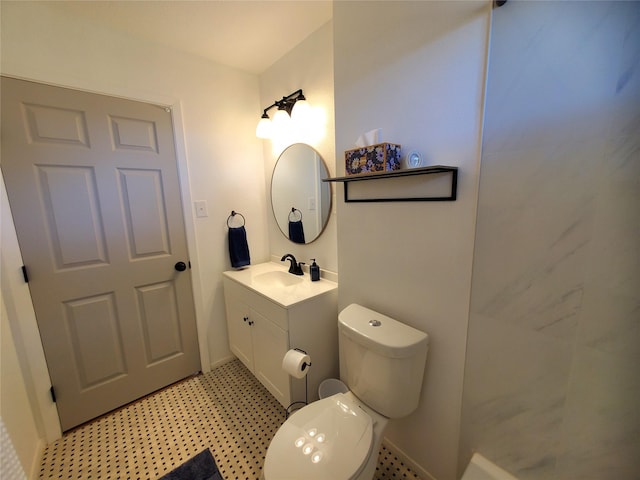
[338,304,429,418]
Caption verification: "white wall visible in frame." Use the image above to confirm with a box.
[1,294,41,479]
[0,417,27,480]
[1,169,60,476]
[258,21,338,274]
[0,0,270,449]
[461,2,640,479]
[333,2,490,479]
[1,306,39,479]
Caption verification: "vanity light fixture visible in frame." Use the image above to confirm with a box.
[256,89,311,139]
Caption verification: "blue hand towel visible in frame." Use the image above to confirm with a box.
[228,226,250,268]
[288,220,305,244]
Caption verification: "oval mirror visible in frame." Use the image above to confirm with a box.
[271,144,331,244]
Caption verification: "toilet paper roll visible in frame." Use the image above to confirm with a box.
[282,349,311,379]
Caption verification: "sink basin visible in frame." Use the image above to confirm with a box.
[254,270,304,288]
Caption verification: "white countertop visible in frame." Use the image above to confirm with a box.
[222,262,338,308]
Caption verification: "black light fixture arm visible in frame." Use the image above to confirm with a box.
[260,89,306,118]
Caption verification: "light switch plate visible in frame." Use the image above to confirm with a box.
[194,200,208,218]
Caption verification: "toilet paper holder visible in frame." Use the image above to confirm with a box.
[294,347,312,371]
[284,348,312,418]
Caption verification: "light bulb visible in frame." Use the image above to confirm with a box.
[272,109,291,130]
[255,117,272,139]
[291,99,312,124]
[272,109,291,141]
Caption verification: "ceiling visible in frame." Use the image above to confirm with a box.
[46,1,333,75]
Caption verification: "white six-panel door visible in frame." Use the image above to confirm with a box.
[1,77,200,430]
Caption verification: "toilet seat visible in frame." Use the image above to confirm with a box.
[264,393,374,480]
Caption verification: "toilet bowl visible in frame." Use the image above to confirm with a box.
[263,391,387,479]
[263,303,429,480]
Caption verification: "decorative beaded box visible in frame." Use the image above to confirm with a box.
[344,143,402,175]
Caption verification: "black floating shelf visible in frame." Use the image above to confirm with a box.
[322,165,458,202]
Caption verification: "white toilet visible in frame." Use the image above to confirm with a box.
[263,303,429,480]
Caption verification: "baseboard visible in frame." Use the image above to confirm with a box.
[382,436,436,480]
[29,438,46,480]
[210,355,236,370]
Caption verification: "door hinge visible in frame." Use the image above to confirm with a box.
[21,265,29,283]
[50,386,57,403]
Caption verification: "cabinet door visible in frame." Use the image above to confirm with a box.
[225,295,253,371]
[252,309,291,407]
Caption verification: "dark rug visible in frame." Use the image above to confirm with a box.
[158,449,223,480]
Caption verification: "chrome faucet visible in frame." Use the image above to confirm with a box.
[281,254,304,275]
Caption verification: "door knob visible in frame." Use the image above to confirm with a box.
[174,261,187,272]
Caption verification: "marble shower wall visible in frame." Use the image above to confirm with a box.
[460,2,639,479]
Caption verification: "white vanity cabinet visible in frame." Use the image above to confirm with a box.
[222,264,338,409]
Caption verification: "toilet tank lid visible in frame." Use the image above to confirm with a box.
[338,304,428,358]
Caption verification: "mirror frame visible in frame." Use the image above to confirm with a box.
[270,143,332,244]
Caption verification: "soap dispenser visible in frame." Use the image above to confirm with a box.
[310,259,320,282]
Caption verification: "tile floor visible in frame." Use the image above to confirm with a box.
[39,359,422,479]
